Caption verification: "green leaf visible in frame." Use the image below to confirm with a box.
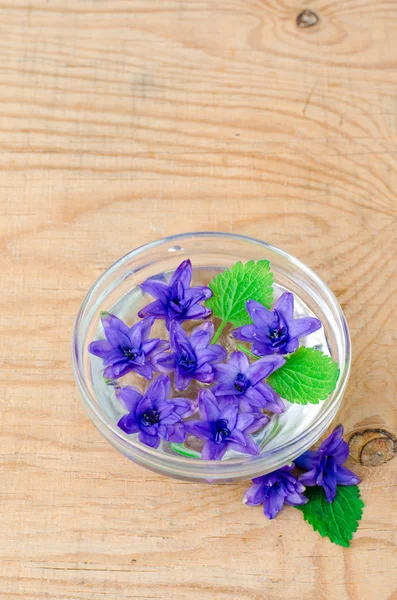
[267,346,339,404]
[296,485,364,547]
[169,443,201,459]
[205,260,273,327]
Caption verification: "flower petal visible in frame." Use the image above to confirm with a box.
[243,413,269,435]
[198,388,220,421]
[246,300,275,327]
[283,337,299,354]
[320,425,345,455]
[189,321,214,349]
[184,285,212,300]
[142,338,169,358]
[212,363,237,383]
[197,345,227,367]
[194,364,214,384]
[202,440,227,460]
[133,363,153,380]
[288,317,322,340]
[243,482,265,506]
[247,383,285,413]
[235,411,255,432]
[174,370,191,391]
[169,321,190,349]
[169,422,187,443]
[228,428,247,446]
[117,413,140,434]
[322,472,338,503]
[184,419,212,440]
[214,382,240,396]
[101,313,130,337]
[146,374,172,401]
[104,361,133,379]
[246,355,286,384]
[228,436,259,456]
[232,324,256,343]
[152,352,176,373]
[284,491,308,506]
[160,413,181,426]
[331,440,350,465]
[251,340,274,356]
[172,397,197,417]
[335,465,361,486]
[88,339,113,358]
[183,304,212,320]
[127,321,144,349]
[116,386,143,412]
[140,279,170,304]
[273,292,294,322]
[221,403,239,430]
[102,318,131,348]
[298,468,318,488]
[139,431,160,448]
[294,450,318,471]
[170,259,192,288]
[263,487,285,519]
[138,299,168,319]
[228,351,250,373]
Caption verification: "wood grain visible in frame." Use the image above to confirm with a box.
[1,1,396,598]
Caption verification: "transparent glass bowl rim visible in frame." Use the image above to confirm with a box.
[72,231,351,479]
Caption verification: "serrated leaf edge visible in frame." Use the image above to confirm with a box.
[296,486,364,548]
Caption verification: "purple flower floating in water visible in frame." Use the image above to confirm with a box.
[153,321,227,391]
[295,425,360,503]
[184,388,268,460]
[233,292,321,356]
[243,465,308,519]
[212,351,286,413]
[116,375,196,448]
[88,313,168,380]
[138,259,212,326]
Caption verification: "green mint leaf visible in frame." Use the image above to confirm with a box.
[205,260,273,327]
[296,485,364,547]
[267,346,339,404]
[169,443,201,459]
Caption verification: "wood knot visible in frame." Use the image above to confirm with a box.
[348,429,397,467]
[296,9,319,28]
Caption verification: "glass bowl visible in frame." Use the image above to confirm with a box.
[72,232,350,483]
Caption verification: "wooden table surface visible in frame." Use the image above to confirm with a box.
[1,1,397,599]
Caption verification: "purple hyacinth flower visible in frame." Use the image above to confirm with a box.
[184,388,268,460]
[88,313,168,380]
[295,425,360,503]
[243,465,308,519]
[233,292,322,355]
[212,351,286,413]
[116,375,196,448]
[138,259,212,326]
[153,321,227,391]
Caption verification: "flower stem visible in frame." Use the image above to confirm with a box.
[211,319,227,344]
[237,344,259,360]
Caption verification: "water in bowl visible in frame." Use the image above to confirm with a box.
[90,267,330,460]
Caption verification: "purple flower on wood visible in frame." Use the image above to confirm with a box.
[88,313,168,380]
[233,292,321,355]
[116,375,196,448]
[138,259,212,326]
[153,321,227,391]
[295,425,360,503]
[243,465,308,519]
[212,351,286,413]
[184,388,268,460]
